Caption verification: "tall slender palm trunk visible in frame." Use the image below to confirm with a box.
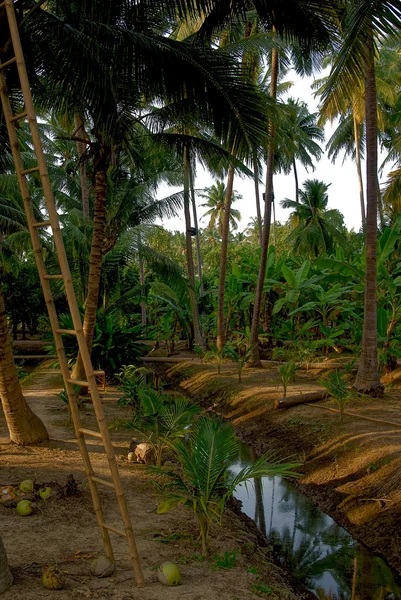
[183,146,206,350]
[189,165,204,295]
[0,536,12,593]
[73,113,90,220]
[72,151,110,380]
[216,163,235,352]
[253,151,263,246]
[0,283,48,445]
[248,44,279,366]
[138,233,147,328]
[377,175,385,229]
[353,113,366,228]
[354,33,383,396]
[293,158,299,204]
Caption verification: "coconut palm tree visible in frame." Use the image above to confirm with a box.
[13,0,268,377]
[151,415,299,555]
[321,0,401,394]
[200,180,242,237]
[0,176,48,445]
[276,98,324,204]
[280,179,345,257]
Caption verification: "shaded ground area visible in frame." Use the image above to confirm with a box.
[151,357,401,575]
[0,364,312,600]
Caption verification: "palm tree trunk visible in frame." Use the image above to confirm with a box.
[272,184,276,247]
[377,174,385,229]
[353,114,366,229]
[354,33,383,396]
[217,163,235,352]
[0,283,48,445]
[73,113,90,219]
[72,153,110,380]
[183,146,206,350]
[253,150,263,246]
[292,158,299,204]
[0,536,12,593]
[189,164,204,295]
[138,233,146,328]
[248,44,279,366]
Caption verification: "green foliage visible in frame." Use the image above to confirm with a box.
[117,366,149,413]
[48,310,147,378]
[224,343,255,383]
[252,582,272,595]
[150,415,299,555]
[130,390,201,466]
[213,551,238,569]
[55,385,82,423]
[204,344,226,374]
[279,361,299,398]
[319,370,353,424]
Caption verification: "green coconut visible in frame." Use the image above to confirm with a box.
[157,562,180,586]
[19,479,34,494]
[42,566,65,590]
[15,500,32,516]
[90,555,115,578]
[39,487,52,500]
[127,451,135,462]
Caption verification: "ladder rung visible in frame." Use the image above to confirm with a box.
[67,378,89,387]
[10,110,27,123]
[78,427,103,439]
[0,57,16,70]
[91,476,115,489]
[56,329,76,335]
[43,274,64,280]
[32,220,51,228]
[101,523,126,538]
[21,166,40,175]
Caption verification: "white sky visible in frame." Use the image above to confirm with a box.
[157,73,389,234]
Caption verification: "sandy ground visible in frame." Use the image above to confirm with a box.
[151,357,401,575]
[0,364,311,600]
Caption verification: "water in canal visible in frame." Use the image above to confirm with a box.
[233,448,401,599]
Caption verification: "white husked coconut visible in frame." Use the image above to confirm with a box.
[90,555,115,578]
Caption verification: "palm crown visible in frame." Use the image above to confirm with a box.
[281,178,345,257]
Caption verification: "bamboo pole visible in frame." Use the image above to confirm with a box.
[0,63,115,568]
[3,0,144,586]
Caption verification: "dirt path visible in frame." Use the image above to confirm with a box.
[151,358,401,576]
[0,365,312,600]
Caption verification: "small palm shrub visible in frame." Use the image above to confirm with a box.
[319,370,352,423]
[117,365,149,413]
[224,344,255,383]
[279,361,299,398]
[151,415,299,555]
[129,389,200,466]
[204,344,226,374]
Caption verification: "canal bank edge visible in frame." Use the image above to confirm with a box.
[147,359,401,576]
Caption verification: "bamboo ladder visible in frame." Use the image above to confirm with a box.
[0,0,145,587]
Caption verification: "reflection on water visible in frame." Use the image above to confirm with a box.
[232,447,401,599]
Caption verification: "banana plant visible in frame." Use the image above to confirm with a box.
[268,260,321,316]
